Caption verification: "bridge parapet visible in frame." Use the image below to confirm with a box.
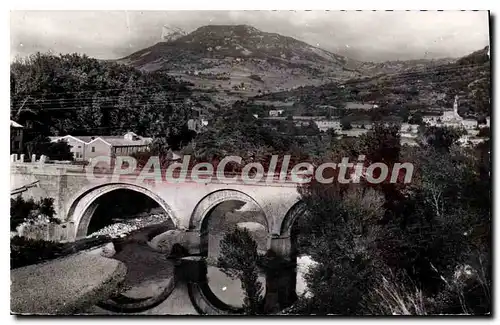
[11,162,303,187]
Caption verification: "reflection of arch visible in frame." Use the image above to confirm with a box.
[67,183,178,240]
[177,257,243,315]
[97,277,175,313]
[189,189,268,232]
[279,201,307,237]
[188,282,243,315]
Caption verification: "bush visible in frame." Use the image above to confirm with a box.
[10,235,112,269]
[10,236,65,269]
[10,196,58,231]
[288,125,491,315]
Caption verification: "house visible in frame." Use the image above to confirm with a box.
[49,132,153,161]
[351,121,373,130]
[269,110,285,117]
[187,118,209,133]
[314,120,342,132]
[400,123,419,134]
[10,120,24,154]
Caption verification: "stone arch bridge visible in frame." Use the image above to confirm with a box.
[11,162,307,258]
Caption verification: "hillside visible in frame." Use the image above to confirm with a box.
[255,46,490,118]
[118,24,470,108]
[354,57,456,76]
[119,25,363,101]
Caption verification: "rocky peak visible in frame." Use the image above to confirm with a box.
[161,25,186,42]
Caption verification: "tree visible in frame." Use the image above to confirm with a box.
[286,126,490,315]
[408,111,424,125]
[217,227,263,315]
[292,184,385,315]
[11,52,195,149]
[341,118,352,130]
[419,126,466,152]
[25,136,73,161]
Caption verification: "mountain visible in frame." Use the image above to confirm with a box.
[118,24,482,109]
[118,25,362,100]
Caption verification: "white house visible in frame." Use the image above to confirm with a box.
[49,132,152,161]
[314,120,342,132]
[269,109,285,117]
[400,123,419,134]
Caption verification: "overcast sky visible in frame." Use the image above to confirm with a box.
[10,10,490,62]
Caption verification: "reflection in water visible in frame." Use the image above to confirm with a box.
[206,266,266,308]
[205,256,316,308]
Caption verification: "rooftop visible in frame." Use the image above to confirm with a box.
[50,132,153,147]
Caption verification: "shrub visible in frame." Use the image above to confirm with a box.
[217,227,263,315]
[10,236,65,269]
[10,196,58,231]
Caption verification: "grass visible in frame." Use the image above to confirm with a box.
[367,274,427,315]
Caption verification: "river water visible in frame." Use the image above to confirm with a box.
[88,209,316,313]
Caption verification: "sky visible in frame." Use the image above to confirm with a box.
[10,10,490,62]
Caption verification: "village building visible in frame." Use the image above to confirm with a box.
[351,121,373,130]
[49,132,152,161]
[314,120,342,132]
[268,109,285,117]
[423,95,478,130]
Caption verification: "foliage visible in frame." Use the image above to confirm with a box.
[10,236,66,269]
[341,118,352,130]
[291,124,490,315]
[10,196,58,231]
[11,52,196,154]
[256,47,490,118]
[408,111,424,125]
[419,126,467,152]
[10,235,111,269]
[477,127,490,138]
[217,227,263,315]
[25,136,74,160]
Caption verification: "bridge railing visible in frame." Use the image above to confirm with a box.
[10,161,305,186]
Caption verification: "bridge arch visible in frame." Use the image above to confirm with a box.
[189,189,269,232]
[67,183,179,240]
[279,201,307,237]
[189,189,269,256]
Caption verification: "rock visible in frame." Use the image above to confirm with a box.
[86,213,171,239]
[149,230,201,255]
[161,25,186,42]
[101,242,116,258]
